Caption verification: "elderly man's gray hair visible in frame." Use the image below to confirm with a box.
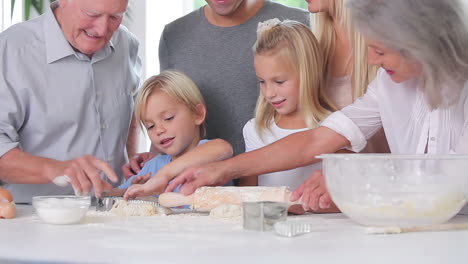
[347,0,468,108]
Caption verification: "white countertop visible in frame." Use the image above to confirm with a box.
[0,205,467,264]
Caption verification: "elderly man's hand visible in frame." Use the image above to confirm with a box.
[164,161,231,195]
[290,169,338,212]
[121,152,156,179]
[49,155,118,197]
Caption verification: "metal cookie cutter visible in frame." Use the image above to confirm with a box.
[96,196,164,212]
[274,220,313,237]
[96,196,124,211]
[243,201,288,231]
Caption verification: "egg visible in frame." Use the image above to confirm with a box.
[0,187,13,202]
[0,201,16,219]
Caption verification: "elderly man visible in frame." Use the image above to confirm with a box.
[0,0,141,203]
[123,0,309,177]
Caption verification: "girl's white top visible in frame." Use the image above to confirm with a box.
[321,68,468,154]
[243,119,321,189]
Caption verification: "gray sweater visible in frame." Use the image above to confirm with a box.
[159,1,310,155]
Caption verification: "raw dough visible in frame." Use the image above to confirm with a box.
[110,200,172,217]
[156,205,173,215]
[192,186,289,211]
[209,204,242,219]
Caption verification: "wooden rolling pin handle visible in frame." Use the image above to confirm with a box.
[159,188,304,209]
[158,192,193,208]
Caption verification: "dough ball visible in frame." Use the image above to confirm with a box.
[210,204,242,218]
[110,200,156,217]
[156,205,173,215]
[110,200,174,217]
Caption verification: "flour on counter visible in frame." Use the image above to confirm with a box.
[209,204,242,219]
[110,200,158,217]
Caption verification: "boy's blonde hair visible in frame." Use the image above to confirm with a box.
[313,0,378,100]
[253,20,334,137]
[135,70,206,137]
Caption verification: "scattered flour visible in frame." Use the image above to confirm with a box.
[156,205,173,215]
[110,200,172,217]
[209,204,242,219]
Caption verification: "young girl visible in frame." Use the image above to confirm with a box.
[308,0,389,153]
[240,19,335,191]
[117,70,233,199]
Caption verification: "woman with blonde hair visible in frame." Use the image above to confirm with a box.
[308,0,389,153]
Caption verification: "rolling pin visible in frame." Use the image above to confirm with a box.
[158,186,301,211]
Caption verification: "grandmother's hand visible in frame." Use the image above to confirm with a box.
[124,174,168,200]
[290,169,338,212]
[165,161,231,195]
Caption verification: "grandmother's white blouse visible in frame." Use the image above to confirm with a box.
[321,69,468,154]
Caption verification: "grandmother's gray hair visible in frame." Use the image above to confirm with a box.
[347,0,468,108]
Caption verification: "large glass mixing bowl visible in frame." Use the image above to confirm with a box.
[318,154,468,227]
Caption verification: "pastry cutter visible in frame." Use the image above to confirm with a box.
[96,195,160,211]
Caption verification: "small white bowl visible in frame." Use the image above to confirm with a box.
[33,195,91,225]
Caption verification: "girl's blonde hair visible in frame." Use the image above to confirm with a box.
[252,20,335,137]
[135,70,206,137]
[313,0,377,99]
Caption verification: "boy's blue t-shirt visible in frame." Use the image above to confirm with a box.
[119,154,172,189]
[119,139,233,192]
